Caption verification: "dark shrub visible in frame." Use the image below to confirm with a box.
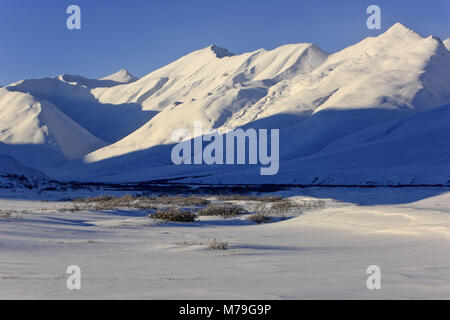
[150,208,197,222]
[248,213,272,224]
[209,238,229,250]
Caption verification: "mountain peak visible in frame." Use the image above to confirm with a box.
[384,22,417,35]
[388,22,411,32]
[209,45,234,58]
[101,69,137,83]
[378,22,423,42]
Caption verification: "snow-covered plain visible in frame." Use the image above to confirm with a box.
[0,187,449,299]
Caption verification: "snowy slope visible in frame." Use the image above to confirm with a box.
[0,155,47,178]
[91,44,327,109]
[0,154,50,191]
[48,103,450,184]
[86,43,329,162]
[2,23,448,184]
[227,23,450,127]
[0,88,105,168]
[444,38,450,51]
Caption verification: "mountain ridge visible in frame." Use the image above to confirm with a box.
[82,23,450,166]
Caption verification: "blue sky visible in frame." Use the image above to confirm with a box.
[0,0,449,85]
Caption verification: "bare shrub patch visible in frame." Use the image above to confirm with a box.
[150,208,197,223]
[268,199,298,214]
[73,194,209,211]
[197,205,248,218]
[153,195,209,206]
[209,238,229,250]
[0,210,12,219]
[248,213,272,224]
[297,199,326,209]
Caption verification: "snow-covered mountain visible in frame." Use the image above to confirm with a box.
[1,23,449,185]
[191,104,450,185]
[86,42,329,161]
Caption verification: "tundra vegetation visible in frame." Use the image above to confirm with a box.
[68,193,325,225]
